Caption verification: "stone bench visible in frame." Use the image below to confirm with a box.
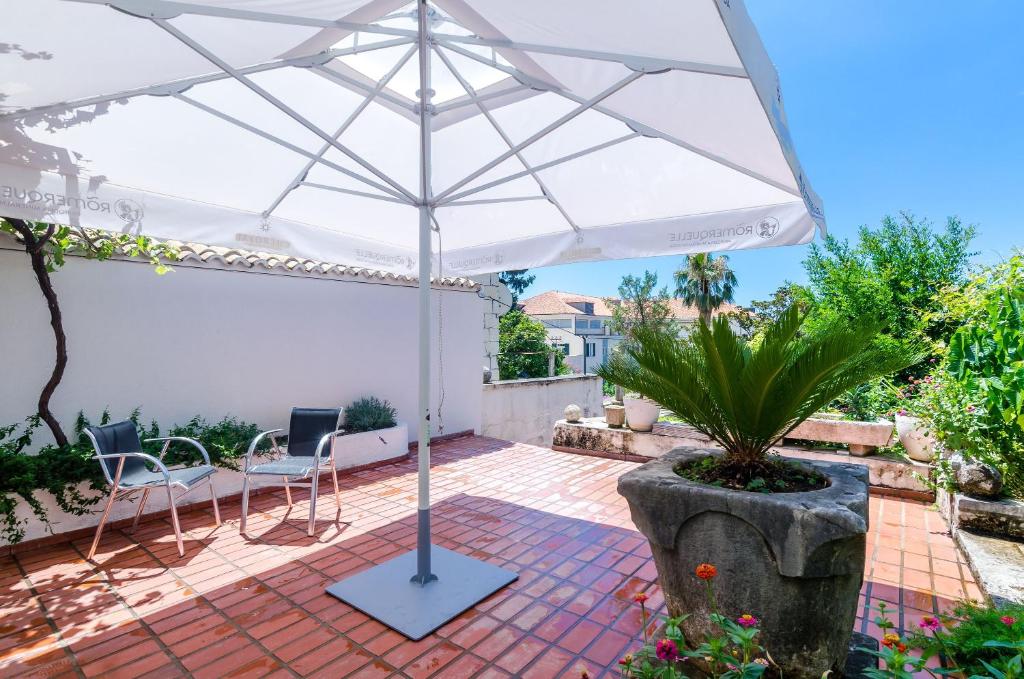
[786,417,895,456]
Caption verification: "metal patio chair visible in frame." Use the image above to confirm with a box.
[83,420,221,560]
[240,407,345,537]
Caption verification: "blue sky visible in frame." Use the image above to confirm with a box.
[523,1,1024,306]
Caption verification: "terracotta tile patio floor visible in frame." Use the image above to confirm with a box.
[0,435,982,678]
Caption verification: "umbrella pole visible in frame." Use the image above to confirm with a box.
[411,0,437,587]
[412,201,436,586]
[325,0,516,637]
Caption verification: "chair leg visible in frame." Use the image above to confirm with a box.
[330,455,341,513]
[307,472,319,537]
[283,477,293,507]
[131,488,151,532]
[87,486,119,561]
[240,475,250,534]
[208,476,221,527]
[166,484,184,557]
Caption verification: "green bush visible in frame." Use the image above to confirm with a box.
[828,377,902,422]
[0,409,266,544]
[344,397,397,433]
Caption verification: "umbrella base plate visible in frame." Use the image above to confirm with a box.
[325,545,518,640]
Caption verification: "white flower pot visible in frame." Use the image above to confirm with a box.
[895,415,934,462]
[624,397,660,432]
[333,422,409,469]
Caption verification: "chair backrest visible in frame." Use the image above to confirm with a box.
[287,408,343,458]
[84,420,147,484]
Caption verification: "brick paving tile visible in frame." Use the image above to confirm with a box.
[0,436,978,678]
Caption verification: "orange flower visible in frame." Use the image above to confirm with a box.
[633,592,650,604]
[881,633,901,649]
[695,563,718,580]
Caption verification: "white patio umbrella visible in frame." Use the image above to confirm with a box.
[0,0,825,639]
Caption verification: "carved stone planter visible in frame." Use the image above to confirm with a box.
[618,447,869,678]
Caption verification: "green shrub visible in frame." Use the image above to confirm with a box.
[828,377,902,422]
[162,415,267,470]
[344,397,397,433]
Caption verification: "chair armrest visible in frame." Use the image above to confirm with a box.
[93,452,170,485]
[245,429,285,471]
[145,436,213,466]
[313,429,347,463]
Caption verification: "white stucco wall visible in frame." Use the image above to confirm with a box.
[0,247,482,448]
[481,374,604,446]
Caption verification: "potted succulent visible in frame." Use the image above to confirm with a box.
[598,307,916,678]
[623,394,660,432]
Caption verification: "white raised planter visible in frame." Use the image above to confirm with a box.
[624,397,660,432]
[334,422,408,469]
[895,414,935,462]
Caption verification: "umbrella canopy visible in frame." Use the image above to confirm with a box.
[1,0,825,638]
[1,0,824,278]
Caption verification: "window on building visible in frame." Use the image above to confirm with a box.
[585,342,596,357]
[547,318,571,328]
[589,319,603,329]
[556,343,570,356]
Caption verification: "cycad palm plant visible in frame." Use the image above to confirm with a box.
[598,305,917,478]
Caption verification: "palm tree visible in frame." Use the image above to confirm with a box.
[674,252,737,324]
[597,305,917,470]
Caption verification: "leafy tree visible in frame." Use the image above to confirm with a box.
[498,269,535,309]
[607,271,674,342]
[0,218,176,446]
[673,252,737,324]
[728,283,811,340]
[497,310,568,380]
[802,212,975,354]
[597,306,918,471]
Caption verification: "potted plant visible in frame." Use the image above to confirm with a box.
[598,307,916,678]
[623,394,660,432]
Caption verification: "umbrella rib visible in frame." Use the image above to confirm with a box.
[432,45,578,232]
[263,44,419,217]
[440,40,801,198]
[432,32,748,79]
[312,66,418,116]
[432,70,643,204]
[0,38,413,124]
[446,195,549,206]
[437,132,640,205]
[173,94,409,202]
[300,182,410,205]
[79,0,418,38]
[151,17,419,204]
[432,84,531,115]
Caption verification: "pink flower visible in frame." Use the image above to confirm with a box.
[1001,615,1017,626]
[655,639,679,661]
[633,592,649,605]
[930,358,937,363]
[924,376,933,383]
[736,614,759,628]
[898,409,909,416]
[967,405,976,413]
[919,615,942,631]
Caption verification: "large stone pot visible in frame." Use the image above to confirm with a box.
[618,447,869,678]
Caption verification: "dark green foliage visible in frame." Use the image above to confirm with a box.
[497,269,535,308]
[828,377,901,422]
[597,305,920,467]
[728,283,812,340]
[933,601,1024,675]
[607,271,675,342]
[497,310,569,380]
[344,397,397,433]
[802,213,975,373]
[0,409,265,544]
